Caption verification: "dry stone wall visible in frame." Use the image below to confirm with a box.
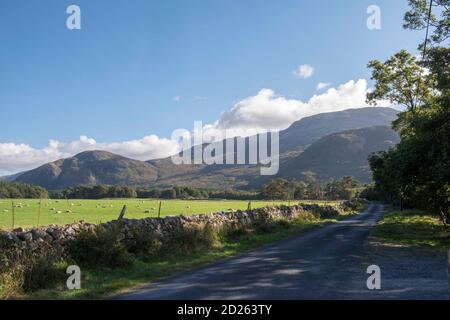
[0,203,354,256]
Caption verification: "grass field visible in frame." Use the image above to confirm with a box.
[372,206,450,251]
[0,199,340,230]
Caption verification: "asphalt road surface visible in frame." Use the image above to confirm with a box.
[118,204,449,300]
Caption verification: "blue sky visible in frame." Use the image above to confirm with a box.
[0,0,425,174]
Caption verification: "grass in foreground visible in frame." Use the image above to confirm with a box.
[372,206,450,251]
[0,199,341,230]
[22,218,336,300]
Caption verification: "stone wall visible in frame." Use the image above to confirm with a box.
[0,203,351,256]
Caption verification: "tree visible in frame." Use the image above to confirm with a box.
[0,181,49,199]
[306,181,324,200]
[260,179,291,200]
[294,181,308,200]
[367,50,435,114]
[367,0,450,225]
[404,0,450,45]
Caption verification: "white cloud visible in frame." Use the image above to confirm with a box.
[0,79,394,176]
[316,82,331,90]
[0,135,178,176]
[208,79,393,135]
[173,96,181,102]
[293,64,314,79]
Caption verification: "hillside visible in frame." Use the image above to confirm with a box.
[151,107,398,188]
[279,107,398,153]
[13,107,399,190]
[15,151,159,190]
[278,126,400,183]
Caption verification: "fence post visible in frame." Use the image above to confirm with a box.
[37,199,42,227]
[158,201,162,218]
[11,200,15,230]
[118,205,127,220]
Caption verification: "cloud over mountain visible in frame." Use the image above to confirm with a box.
[0,135,178,175]
[209,79,393,134]
[0,79,394,175]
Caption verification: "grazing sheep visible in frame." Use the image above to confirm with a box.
[56,211,62,214]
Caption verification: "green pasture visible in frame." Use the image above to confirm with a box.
[0,199,340,230]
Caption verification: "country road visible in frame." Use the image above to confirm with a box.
[118,204,449,300]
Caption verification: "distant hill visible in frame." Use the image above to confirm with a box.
[15,151,158,190]
[0,172,25,182]
[279,107,398,153]
[150,107,399,188]
[278,126,400,183]
[13,107,399,190]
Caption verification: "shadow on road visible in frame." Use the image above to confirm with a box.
[118,204,449,300]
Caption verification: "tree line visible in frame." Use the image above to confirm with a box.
[0,181,49,199]
[259,177,363,201]
[52,185,259,200]
[0,177,365,201]
[367,1,449,225]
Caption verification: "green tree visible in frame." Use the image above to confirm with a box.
[404,0,450,45]
[367,50,434,113]
[367,0,450,225]
[260,179,291,200]
[294,181,308,200]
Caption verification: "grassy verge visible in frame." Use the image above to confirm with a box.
[19,218,335,300]
[372,206,450,251]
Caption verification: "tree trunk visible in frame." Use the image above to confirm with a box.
[438,207,449,229]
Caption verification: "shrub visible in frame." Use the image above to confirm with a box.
[300,204,342,219]
[297,211,320,222]
[341,198,368,212]
[0,237,62,298]
[67,225,133,269]
[224,226,253,242]
[163,224,220,254]
[125,225,162,258]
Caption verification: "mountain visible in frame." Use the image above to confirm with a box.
[150,107,399,188]
[278,126,400,183]
[13,107,400,190]
[279,107,399,153]
[0,172,25,182]
[15,151,158,190]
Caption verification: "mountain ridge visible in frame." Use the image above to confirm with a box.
[13,107,399,190]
